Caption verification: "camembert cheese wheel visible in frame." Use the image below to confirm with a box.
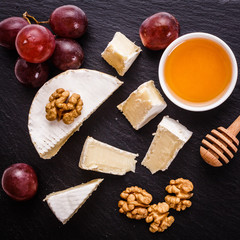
[28,69,123,159]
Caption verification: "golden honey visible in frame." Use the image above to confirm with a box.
[164,38,232,105]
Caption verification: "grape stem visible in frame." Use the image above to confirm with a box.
[23,12,49,25]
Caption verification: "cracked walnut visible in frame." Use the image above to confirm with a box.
[118,186,152,220]
[45,88,83,124]
[165,178,194,211]
[146,202,174,233]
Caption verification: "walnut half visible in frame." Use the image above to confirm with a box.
[118,186,152,220]
[45,88,83,124]
[165,178,194,211]
[146,202,174,233]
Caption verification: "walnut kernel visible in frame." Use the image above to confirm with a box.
[165,178,193,211]
[146,202,174,233]
[118,186,152,220]
[45,88,83,124]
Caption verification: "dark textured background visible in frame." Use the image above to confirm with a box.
[0,0,239,239]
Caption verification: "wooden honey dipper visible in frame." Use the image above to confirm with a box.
[200,115,240,167]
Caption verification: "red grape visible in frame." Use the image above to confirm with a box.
[15,58,49,87]
[0,17,28,49]
[50,5,88,38]
[52,38,84,71]
[1,163,38,201]
[139,12,180,50]
[15,24,55,63]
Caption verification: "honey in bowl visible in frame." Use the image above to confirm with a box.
[164,38,232,106]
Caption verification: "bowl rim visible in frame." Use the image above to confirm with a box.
[158,32,238,112]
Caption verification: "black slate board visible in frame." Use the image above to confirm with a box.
[0,0,240,239]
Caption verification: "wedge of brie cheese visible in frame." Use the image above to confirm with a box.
[28,69,123,159]
[79,136,138,175]
[101,32,141,76]
[44,178,103,224]
[117,80,167,130]
[141,116,192,174]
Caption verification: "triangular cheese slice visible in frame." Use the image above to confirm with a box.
[44,178,103,224]
[28,69,123,159]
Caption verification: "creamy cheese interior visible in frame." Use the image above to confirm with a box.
[117,81,167,130]
[44,179,103,224]
[141,116,192,173]
[142,127,184,173]
[79,137,138,175]
[101,32,141,76]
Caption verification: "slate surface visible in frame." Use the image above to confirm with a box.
[0,0,240,239]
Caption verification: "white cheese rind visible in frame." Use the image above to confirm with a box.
[117,80,167,130]
[44,178,103,224]
[141,116,192,173]
[101,32,141,76]
[160,116,192,142]
[28,69,123,159]
[79,136,138,175]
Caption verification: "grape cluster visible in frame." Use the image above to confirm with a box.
[0,5,87,87]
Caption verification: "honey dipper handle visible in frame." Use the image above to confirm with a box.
[227,115,240,137]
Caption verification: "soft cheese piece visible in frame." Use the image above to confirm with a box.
[44,179,103,224]
[28,69,123,159]
[79,136,138,175]
[117,80,167,130]
[101,32,141,76]
[141,116,192,174]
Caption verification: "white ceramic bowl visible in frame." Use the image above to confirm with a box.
[158,32,238,111]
